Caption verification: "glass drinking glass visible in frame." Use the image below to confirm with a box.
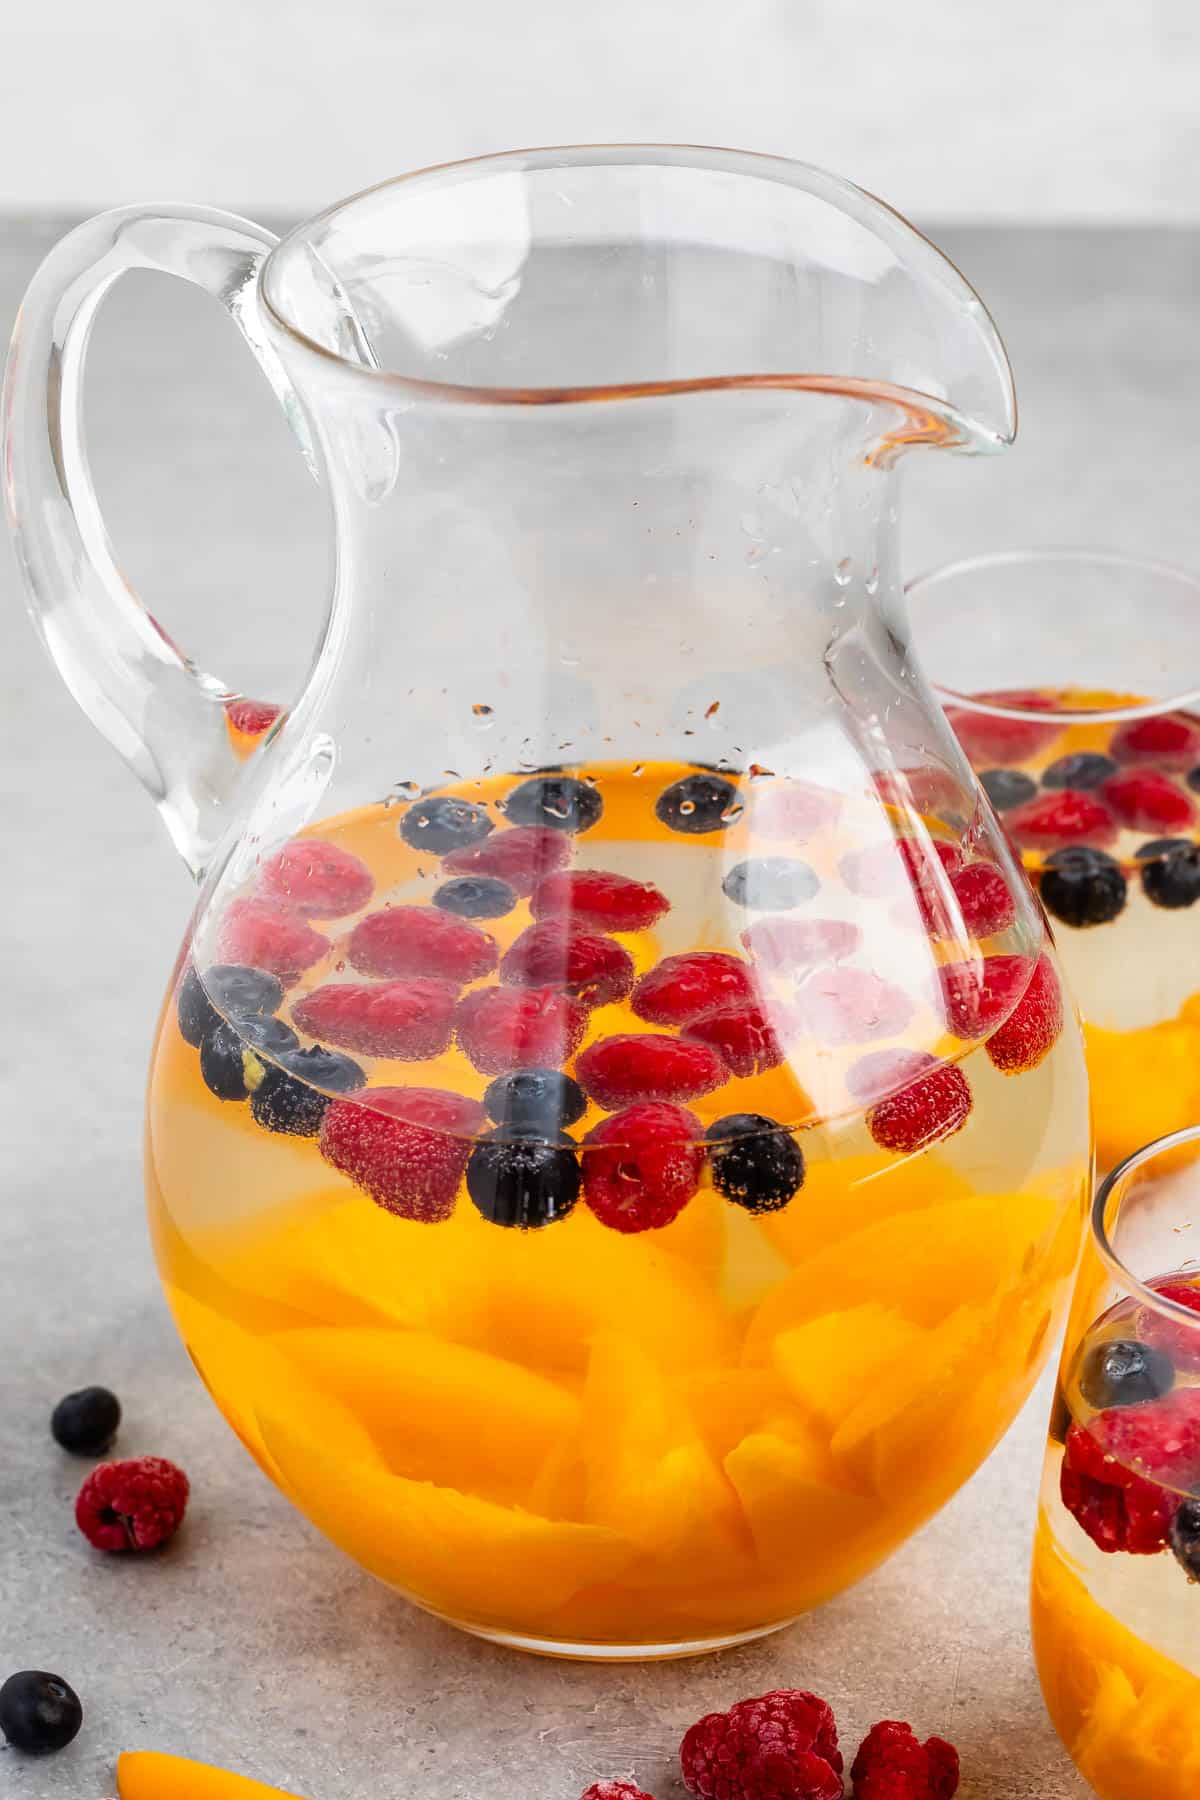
[908,549,1200,1170]
[1032,1125,1200,1799]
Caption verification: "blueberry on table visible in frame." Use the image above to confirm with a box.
[1038,846,1127,927]
[504,774,603,834]
[0,1671,83,1755]
[50,1386,121,1456]
[705,1113,805,1212]
[656,773,742,834]
[250,1044,366,1136]
[432,876,518,919]
[484,1068,587,1132]
[199,1015,299,1102]
[1169,1497,1200,1581]
[1079,1337,1176,1410]
[1136,837,1200,909]
[466,1134,581,1227]
[979,768,1037,812]
[1041,752,1117,791]
[721,857,819,910]
[399,795,494,853]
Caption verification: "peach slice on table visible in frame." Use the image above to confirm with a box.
[118,1752,305,1800]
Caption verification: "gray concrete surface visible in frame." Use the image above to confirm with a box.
[9,219,1193,1799]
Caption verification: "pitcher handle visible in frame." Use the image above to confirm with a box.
[2,204,320,878]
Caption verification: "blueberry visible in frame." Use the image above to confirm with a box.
[1137,837,1200,910]
[177,965,219,1046]
[722,857,819,910]
[432,876,518,919]
[979,768,1037,812]
[1188,765,1200,794]
[399,796,494,853]
[1078,1337,1175,1410]
[0,1671,83,1755]
[50,1386,121,1456]
[1041,752,1117,791]
[484,1068,587,1132]
[1170,1498,1200,1581]
[466,1134,581,1227]
[207,963,284,1018]
[705,1113,805,1213]
[1038,846,1127,927]
[656,773,742,834]
[1047,1385,1072,1447]
[250,1044,366,1136]
[199,1015,299,1102]
[504,775,603,834]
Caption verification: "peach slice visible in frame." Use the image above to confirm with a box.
[772,1304,925,1429]
[118,1751,305,1800]
[724,1430,874,1570]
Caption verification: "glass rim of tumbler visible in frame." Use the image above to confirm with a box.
[907,546,1200,723]
[1092,1123,1200,1331]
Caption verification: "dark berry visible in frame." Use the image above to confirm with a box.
[504,774,603,834]
[655,773,741,834]
[1079,1337,1176,1410]
[466,1133,581,1228]
[1038,846,1127,927]
[51,1387,121,1456]
[721,857,819,910]
[483,1068,587,1132]
[1041,752,1117,791]
[199,1015,299,1102]
[1048,1384,1072,1447]
[179,963,284,1046]
[1169,1497,1200,1581]
[1137,837,1200,909]
[979,768,1037,811]
[399,795,494,853]
[705,1114,805,1213]
[250,1044,366,1136]
[0,1671,83,1756]
[177,965,218,1045]
[1189,765,1200,793]
[432,876,517,919]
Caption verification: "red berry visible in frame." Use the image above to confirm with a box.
[875,765,965,819]
[1091,1386,1200,1491]
[580,1785,657,1800]
[680,1689,843,1800]
[442,825,571,895]
[1101,769,1196,833]
[348,906,497,985]
[1060,1418,1178,1555]
[456,985,588,1075]
[741,917,862,970]
[576,1033,727,1108]
[225,697,282,736]
[794,966,913,1045]
[850,1720,960,1800]
[1139,1277,1200,1373]
[532,869,669,931]
[985,953,1063,1074]
[845,1048,937,1103]
[216,898,328,986]
[944,688,1061,764]
[1110,713,1200,769]
[75,1456,189,1552]
[751,780,843,840]
[937,952,1033,1040]
[500,922,635,1006]
[865,1060,972,1154]
[683,1004,784,1078]
[632,953,756,1026]
[583,1103,704,1232]
[292,979,455,1059]
[1005,789,1116,850]
[840,838,961,901]
[319,1086,484,1220]
[942,862,1015,938]
[259,839,374,918]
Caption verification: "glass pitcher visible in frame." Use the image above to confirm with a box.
[5,146,1090,1659]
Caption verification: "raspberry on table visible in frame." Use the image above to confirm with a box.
[293,979,456,1060]
[632,952,757,1025]
[1101,769,1196,833]
[456,985,589,1075]
[500,921,635,1006]
[579,1784,657,1800]
[1060,1418,1178,1554]
[75,1456,189,1552]
[533,869,670,932]
[741,917,861,971]
[850,1720,959,1800]
[680,1689,843,1800]
[576,1034,727,1109]
[583,1103,705,1232]
[441,824,572,894]
[984,953,1063,1074]
[683,1004,784,1078]
[319,1086,484,1220]
[216,899,328,986]
[348,906,497,985]
[259,838,374,918]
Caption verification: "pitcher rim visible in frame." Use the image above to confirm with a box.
[258,140,1015,444]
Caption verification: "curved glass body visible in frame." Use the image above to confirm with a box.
[6,147,1090,1657]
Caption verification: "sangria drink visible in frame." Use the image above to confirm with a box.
[149,759,1089,1655]
[1031,1126,1200,1799]
[908,551,1200,1169]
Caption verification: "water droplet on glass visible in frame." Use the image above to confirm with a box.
[631,764,644,777]
[749,763,775,781]
[393,779,421,799]
[472,702,494,717]
[705,701,720,720]
[720,802,745,824]
[835,557,854,587]
[560,643,581,667]
[865,567,880,595]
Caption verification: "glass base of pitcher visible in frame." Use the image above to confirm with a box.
[428,1608,797,1662]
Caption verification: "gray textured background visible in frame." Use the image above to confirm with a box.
[10,219,1200,1798]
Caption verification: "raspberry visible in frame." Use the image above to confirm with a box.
[215,899,328,986]
[845,1048,937,1104]
[865,1060,972,1154]
[751,780,843,840]
[839,838,961,901]
[348,906,497,984]
[584,1103,704,1232]
[292,979,456,1059]
[224,697,282,737]
[1139,1276,1200,1373]
[75,1456,189,1552]
[683,1004,784,1078]
[1091,1386,1200,1490]
[984,953,1063,1073]
[937,953,1033,1040]
[850,1720,959,1800]
[319,1086,484,1220]
[442,824,571,895]
[741,918,862,970]
[576,1034,726,1108]
[875,765,966,819]
[680,1689,843,1800]
[532,870,669,931]
[456,986,588,1074]
[259,839,375,918]
[1101,769,1196,833]
[931,863,1015,939]
[1005,790,1116,850]
[500,922,635,1006]
[1110,713,1200,769]
[944,688,1061,764]
[632,952,756,1026]
[580,1785,657,1800]
[1060,1418,1177,1555]
[794,967,913,1045]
